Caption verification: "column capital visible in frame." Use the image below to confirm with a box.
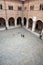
[33,16,37,22]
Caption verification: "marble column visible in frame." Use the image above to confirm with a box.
[15,19,17,27]
[32,17,37,32]
[32,21,36,32]
[22,18,24,26]
[26,19,28,28]
[6,20,9,29]
[42,29,43,39]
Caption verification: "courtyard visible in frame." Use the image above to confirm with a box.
[0,27,43,65]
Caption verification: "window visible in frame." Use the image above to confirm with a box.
[40,4,43,10]
[18,6,22,11]
[30,5,34,10]
[8,6,13,10]
[0,4,2,10]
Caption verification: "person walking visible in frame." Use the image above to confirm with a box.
[39,31,42,40]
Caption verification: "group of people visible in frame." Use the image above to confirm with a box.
[21,34,25,37]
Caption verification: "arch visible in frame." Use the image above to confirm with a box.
[0,18,6,28]
[24,17,27,26]
[17,17,22,25]
[28,18,33,30]
[35,20,43,33]
[8,17,15,26]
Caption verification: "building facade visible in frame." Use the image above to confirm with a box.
[0,0,43,34]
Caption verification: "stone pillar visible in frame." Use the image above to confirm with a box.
[6,20,9,29]
[26,19,28,28]
[22,18,24,26]
[32,21,36,32]
[15,19,17,27]
[32,17,37,32]
[42,29,43,39]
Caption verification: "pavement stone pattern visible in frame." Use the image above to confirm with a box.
[0,27,43,65]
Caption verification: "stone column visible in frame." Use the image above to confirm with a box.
[42,29,43,39]
[15,19,17,27]
[32,17,37,32]
[6,20,9,29]
[32,21,36,32]
[22,18,24,26]
[26,19,28,28]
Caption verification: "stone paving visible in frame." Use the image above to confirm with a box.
[0,27,43,65]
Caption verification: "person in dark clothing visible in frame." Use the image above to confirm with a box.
[23,35,24,37]
[39,31,42,40]
[21,34,24,37]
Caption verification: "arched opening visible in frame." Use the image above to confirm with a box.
[17,17,22,25]
[0,18,6,28]
[28,18,33,30]
[24,17,27,26]
[35,20,43,33]
[8,17,15,26]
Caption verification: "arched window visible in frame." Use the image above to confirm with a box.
[17,17,22,25]
[35,20,43,33]
[0,18,6,27]
[28,18,33,30]
[8,17,15,26]
[24,17,27,26]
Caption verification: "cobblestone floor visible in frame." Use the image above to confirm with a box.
[0,27,43,65]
